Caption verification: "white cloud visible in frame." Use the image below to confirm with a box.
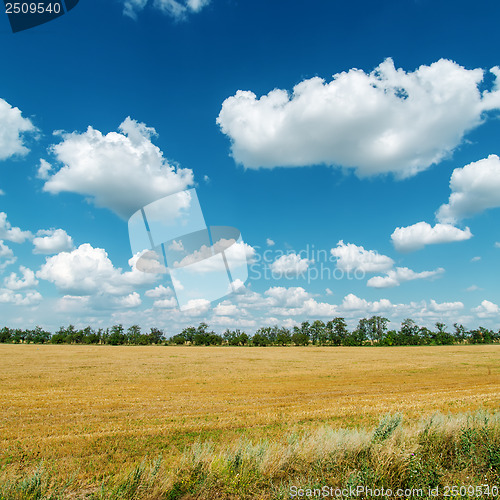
[173,239,255,273]
[466,285,481,292]
[428,299,463,313]
[367,266,444,288]
[218,59,500,177]
[123,0,147,18]
[340,293,393,314]
[264,286,312,308]
[266,238,275,247]
[0,241,16,270]
[495,242,500,249]
[123,0,209,20]
[213,300,240,317]
[263,287,338,317]
[33,229,74,254]
[43,117,194,219]
[210,316,256,328]
[115,292,142,308]
[0,98,36,160]
[145,284,173,298]
[0,289,42,306]
[183,298,211,316]
[270,253,310,276]
[37,159,52,180]
[153,297,177,308]
[0,212,32,243]
[472,300,499,318]
[391,222,472,252]
[168,240,185,252]
[37,243,157,296]
[300,298,338,317]
[471,256,481,262]
[56,295,90,313]
[331,240,393,273]
[4,266,38,290]
[0,240,13,258]
[437,155,500,223]
[325,288,333,295]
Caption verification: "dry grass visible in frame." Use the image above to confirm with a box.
[0,344,499,495]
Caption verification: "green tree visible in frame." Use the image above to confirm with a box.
[127,325,143,344]
[367,316,389,343]
[148,328,164,344]
[108,324,126,345]
[434,322,454,345]
[0,327,12,343]
[399,319,420,345]
[328,317,348,346]
[310,320,326,345]
[276,327,291,346]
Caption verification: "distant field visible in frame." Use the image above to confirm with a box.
[0,344,499,497]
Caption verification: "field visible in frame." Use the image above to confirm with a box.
[0,344,499,498]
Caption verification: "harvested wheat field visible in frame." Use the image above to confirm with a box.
[0,344,499,498]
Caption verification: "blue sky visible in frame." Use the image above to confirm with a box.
[1,0,500,333]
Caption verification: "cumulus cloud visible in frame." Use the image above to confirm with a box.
[0,213,32,243]
[437,155,500,223]
[32,229,74,254]
[37,159,52,180]
[4,266,38,290]
[43,117,194,219]
[213,300,240,317]
[123,0,209,20]
[0,98,36,160]
[0,240,16,270]
[391,222,472,252]
[337,294,464,321]
[331,240,394,273]
[367,266,444,288]
[269,253,310,277]
[183,298,211,316]
[428,299,463,313]
[145,284,173,298]
[0,240,13,258]
[266,238,275,247]
[300,298,338,317]
[340,293,394,313]
[0,289,42,306]
[472,300,499,318]
[56,295,90,313]
[168,240,185,252]
[218,59,500,177]
[153,297,177,308]
[115,292,142,308]
[262,287,338,317]
[264,286,312,308]
[172,239,255,273]
[37,243,157,296]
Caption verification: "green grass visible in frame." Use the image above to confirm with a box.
[1,410,498,499]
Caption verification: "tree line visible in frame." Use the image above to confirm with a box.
[0,316,499,346]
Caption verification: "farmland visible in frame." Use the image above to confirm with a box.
[0,344,499,498]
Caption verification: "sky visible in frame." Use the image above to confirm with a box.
[1,0,500,334]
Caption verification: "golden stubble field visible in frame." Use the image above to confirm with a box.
[0,344,499,482]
